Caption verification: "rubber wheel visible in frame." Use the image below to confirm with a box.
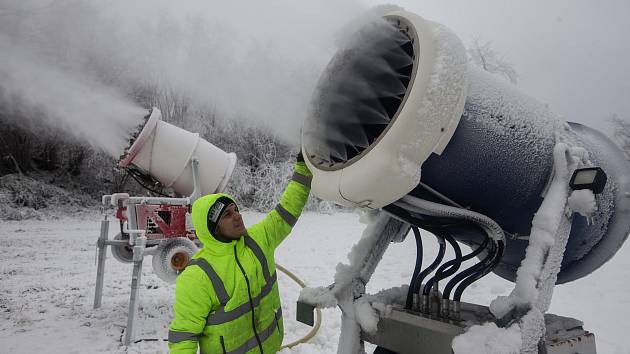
[152,238,199,284]
[110,233,134,263]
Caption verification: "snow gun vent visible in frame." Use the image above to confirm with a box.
[303,19,415,168]
[302,11,468,209]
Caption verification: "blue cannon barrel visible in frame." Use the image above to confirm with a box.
[417,67,630,283]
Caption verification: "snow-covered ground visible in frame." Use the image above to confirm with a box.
[1,211,629,354]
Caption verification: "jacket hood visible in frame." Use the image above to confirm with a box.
[192,193,239,251]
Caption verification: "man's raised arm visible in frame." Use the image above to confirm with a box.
[249,152,312,250]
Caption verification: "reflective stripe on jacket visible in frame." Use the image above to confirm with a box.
[168,161,312,354]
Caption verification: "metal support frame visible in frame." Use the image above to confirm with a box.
[93,200,148,345]
[362,305,596,354]
[92,158,202,346]
[93,216,109,309]
[343,214,409,353]
[125,235,147,345]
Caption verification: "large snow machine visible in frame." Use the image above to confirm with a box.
[297,10,630,354]
[93,108,237,345]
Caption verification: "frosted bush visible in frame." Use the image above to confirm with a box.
[226,159,343,213]
[0,174,95,220]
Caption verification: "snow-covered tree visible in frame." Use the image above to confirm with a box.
[468,37,519,85]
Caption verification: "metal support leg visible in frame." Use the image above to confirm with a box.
[338,302,366,353]
[334,213,410,354]
[94,218,109,309]
[297,212,409,353]
[337,282,368,354]
[124,236,147,346]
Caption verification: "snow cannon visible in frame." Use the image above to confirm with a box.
[119,107,237,197]
[301,10,630,284]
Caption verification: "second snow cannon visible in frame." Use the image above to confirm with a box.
[119,107,237,197]
[301,10,630,284]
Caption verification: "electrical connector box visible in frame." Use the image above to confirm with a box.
[296,300,315,327]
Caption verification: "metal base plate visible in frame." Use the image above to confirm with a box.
[360,304,596,354]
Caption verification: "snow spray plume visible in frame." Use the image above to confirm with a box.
[0,0,370,146]
[0,36,145,157]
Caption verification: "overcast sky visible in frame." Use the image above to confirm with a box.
[366,0,630,135]
[1,0,628,142]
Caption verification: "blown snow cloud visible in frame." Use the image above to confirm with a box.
[0,0,366,154]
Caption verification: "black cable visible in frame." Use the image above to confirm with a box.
[460,237,490,263]
[422,231,462,296]
[437,236,489,282]
[435,235,490,299]
[134,338,169,343]
[449,242,496,301]
[382,203,502,305]
[405,227,423,310]
[443,239,495,300]
[414,232,445,296]
[127,168,171,197]
[383,203,474,304]
[449,240,498,301]
[453,240,504,302]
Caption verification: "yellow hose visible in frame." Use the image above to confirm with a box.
[275,263,322,350]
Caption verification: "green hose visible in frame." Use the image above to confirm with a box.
[276,263,323,349]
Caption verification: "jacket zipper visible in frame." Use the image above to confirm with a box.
[234,245,264,354]
[220,335,226,354]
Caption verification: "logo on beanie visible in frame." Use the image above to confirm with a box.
[208,201,226,223]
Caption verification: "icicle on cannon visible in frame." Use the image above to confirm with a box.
[93,108,237,345]
[297,10,630,354]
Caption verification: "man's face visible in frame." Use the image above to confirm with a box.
[216,203,246,240]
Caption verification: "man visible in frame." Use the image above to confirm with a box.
[168,153,311,354]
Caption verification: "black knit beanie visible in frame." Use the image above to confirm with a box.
[206,196,236,236]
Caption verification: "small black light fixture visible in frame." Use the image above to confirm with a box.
[569,167,607,194]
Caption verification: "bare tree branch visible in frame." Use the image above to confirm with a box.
[468,37,519,84]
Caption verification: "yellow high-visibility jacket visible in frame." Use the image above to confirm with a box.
[168,162,311,354]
